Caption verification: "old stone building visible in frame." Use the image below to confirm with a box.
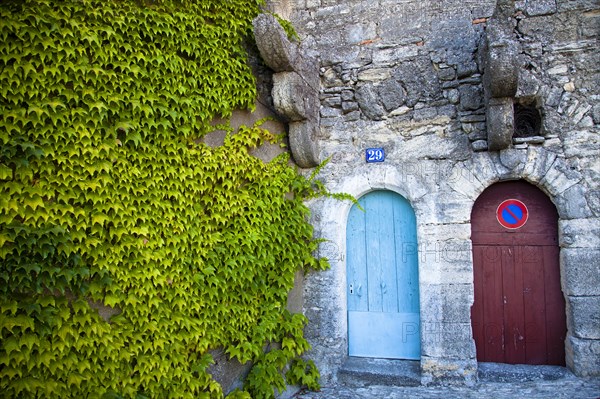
[256,0,599,387]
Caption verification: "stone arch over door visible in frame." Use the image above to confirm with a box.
[302,166,433,383]
[449,147,599,376]
[470,180,566,365]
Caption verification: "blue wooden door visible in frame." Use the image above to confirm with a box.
[346,191,421,359]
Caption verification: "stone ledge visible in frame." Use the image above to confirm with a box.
[338,357,421,387]
[477,362,569,382]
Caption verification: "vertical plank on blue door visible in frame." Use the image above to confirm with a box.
[393,194,419,314]
[347,195,368,312]
[377,192,399,313]
[365,193,383,312]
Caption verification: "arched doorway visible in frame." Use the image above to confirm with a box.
[346,190,421,359]
[470,181,566,365]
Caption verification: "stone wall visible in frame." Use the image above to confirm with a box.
[278,0,600,384]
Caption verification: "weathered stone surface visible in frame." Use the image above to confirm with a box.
[566,336,600,377]
[482,25,519,98]
[420,284,474,324]
[567,296,600,339]
[393,60,443,107]
[289,122,320,168]
[525,0,557,16]
[420,357,478,386]
[379,80,407,111]
[355,84,386,120]
[486,98,515,150]
[273,72,319,121]
[253,13,299,72]
[421,322,476,358]
[561,249,600,296]
[559,218,600,248]
[254,13,321,167]
[459,85,484,111]
[554,184,594,219]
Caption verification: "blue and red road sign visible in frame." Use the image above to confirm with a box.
[496,199,529,229]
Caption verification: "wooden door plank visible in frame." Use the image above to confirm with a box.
[348,311,421,359]
[347,198,369,312]
[482,245,505,363]
[378,192,399,313]
[503,245,527,364]
[365,193,384,312]
[393,194,419,313]
[471,245,486,361]
[542,245,566,365]
[521,245,547,364]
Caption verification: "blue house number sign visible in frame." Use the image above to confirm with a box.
[366,148,385,163]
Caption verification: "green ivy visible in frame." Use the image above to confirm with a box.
[0,1,332,398]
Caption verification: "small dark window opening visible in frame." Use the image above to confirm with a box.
[514,103,542,138]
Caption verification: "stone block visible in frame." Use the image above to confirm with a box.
[470,152,501,186]
[288,122,320,168]
[561,249,600,296]
[482,26,519,98]
[554,184,593,220]
[420,284,474,325]
[486,97,514,151]
[499,148,527,174]
[446,161,489,201]
[355,84,386,120]
[586,190,600,217]
[566,296,600,339]
[393,59,442,107]
[459,85,484,111]
[565,335,600,377]
[521,146,557,183]
[273,72,319,122]
[559,219,600,249]
[421,322,477,359]
[421,357,478,386]
[253,14,299,72]
[539,156,582,196]
[525,0,557,16]
[378,80,407,111]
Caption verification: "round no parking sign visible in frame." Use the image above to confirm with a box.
[496,199,529,229]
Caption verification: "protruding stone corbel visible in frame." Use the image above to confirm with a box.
[253,14,320,168]
[481,0,519,151]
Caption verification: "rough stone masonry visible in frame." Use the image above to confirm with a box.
[259,0,600,387]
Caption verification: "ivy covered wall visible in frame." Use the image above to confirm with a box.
[0,0,327,397]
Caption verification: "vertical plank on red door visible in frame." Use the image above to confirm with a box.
[543,245,566,365]
[471,246,485,360]
[482,245,505,363]
[522,245,547,364]
[502,245,526,364]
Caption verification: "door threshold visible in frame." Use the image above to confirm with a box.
[338,357,421,387]
[477,362,570,383]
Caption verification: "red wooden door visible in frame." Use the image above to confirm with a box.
[470,181,566,365]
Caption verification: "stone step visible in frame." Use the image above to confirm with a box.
[337,357,421,387]
[477,362,570,383]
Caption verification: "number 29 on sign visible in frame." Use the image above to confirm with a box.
[366,148,385,163]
